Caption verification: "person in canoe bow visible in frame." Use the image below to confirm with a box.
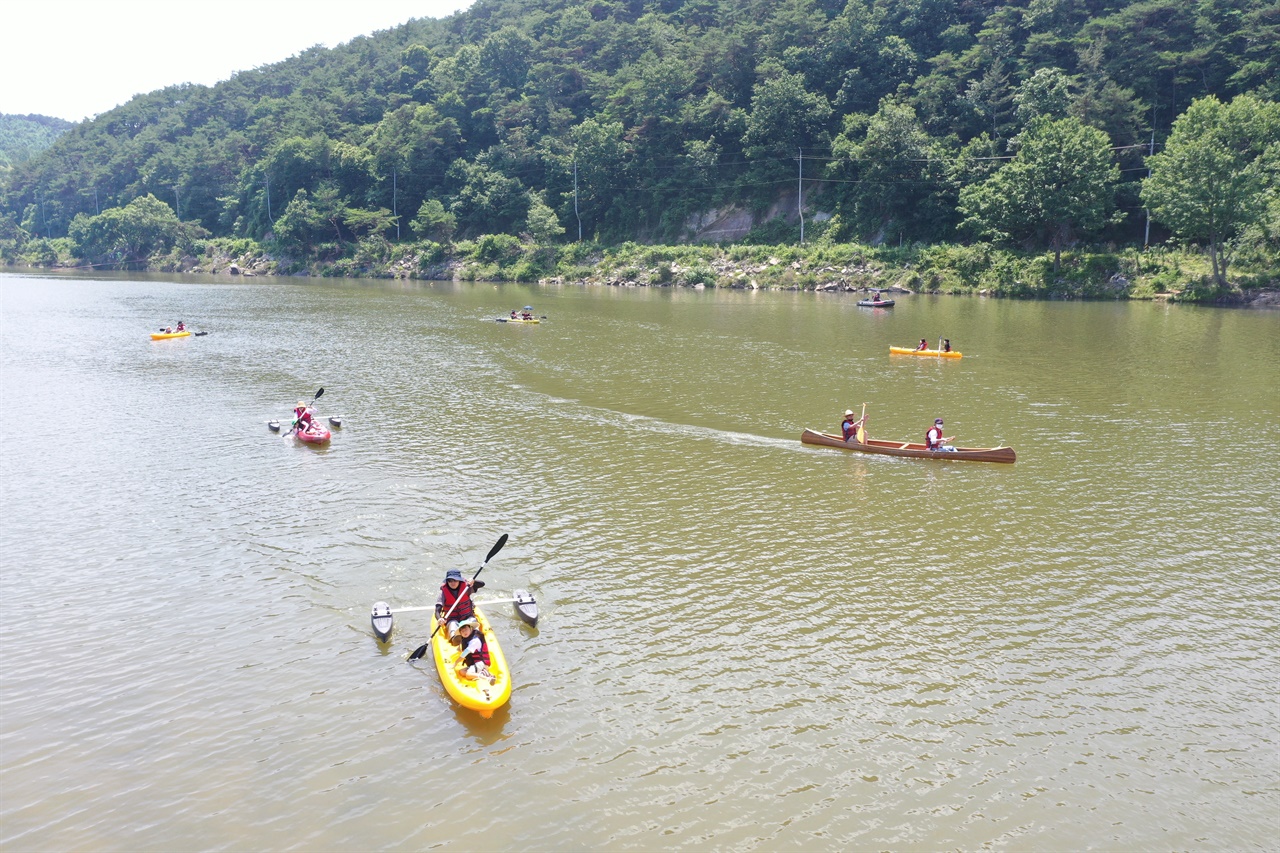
[841,409,866,442]
[435,568,484,642]
[510,309,519,319]
[176,321,185,331]
[455,618,496,684]
[926,418,956,451]
[916,339,929,351]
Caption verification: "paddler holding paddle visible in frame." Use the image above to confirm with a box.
[434,568,484,643]
[841,405,867,443]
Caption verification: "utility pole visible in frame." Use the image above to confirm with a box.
[1144,128,1155,248]
[574,161,582,242]
[94,187,99,214]
[173,185,180,219]
[393,167,399,240]
[265,177,272,221]
[797,148,804,246]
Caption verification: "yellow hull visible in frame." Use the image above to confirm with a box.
[430,606,512,717]
[505,317,540,324]
[151,330,192,340]
[889,345,961,358]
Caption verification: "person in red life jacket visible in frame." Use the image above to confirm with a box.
[916,339,929,351]
[293,400,314,432]
[926,417,955,450]
[434,568,484,641]
[841,408,866,442]
[510,309,518,319]
[454,618,495,683]
[176,320,185,331]
[521,306,534,320]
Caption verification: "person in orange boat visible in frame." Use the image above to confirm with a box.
[176,321,185,331]
[434,568,484,642]
[916,339,929,351]
[941,339,951,352]
[841,408,866,442]
[455,618,495,683]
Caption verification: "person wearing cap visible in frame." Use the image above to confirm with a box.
[455,618,495,683]
[926,418,954,450]
[292,400,314,431]
[434,568,484,642]
[841,408,866,442]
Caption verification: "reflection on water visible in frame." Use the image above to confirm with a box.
[1,272,1277,850]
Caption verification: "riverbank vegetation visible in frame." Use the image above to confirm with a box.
[2,0,1278,302]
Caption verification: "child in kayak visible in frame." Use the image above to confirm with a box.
[916,339,929,351]
[293,401,314,431]
[455,618,495,684]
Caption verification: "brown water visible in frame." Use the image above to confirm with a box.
[2,271,1277,851]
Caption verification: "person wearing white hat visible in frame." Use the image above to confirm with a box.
[455,618,495,683]
[841,406,867,442]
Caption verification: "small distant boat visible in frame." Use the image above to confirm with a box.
[151,330,191,340]
[890,345,962,359]
[857,298,895,308]
[800,429,1015,463]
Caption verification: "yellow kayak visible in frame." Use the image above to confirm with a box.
[430,605,512,717]
[151,330,192,340]
[889,345,961,358]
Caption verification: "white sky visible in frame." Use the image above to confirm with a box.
[0,0,476,122]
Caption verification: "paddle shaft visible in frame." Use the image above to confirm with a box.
[408,534,508,661]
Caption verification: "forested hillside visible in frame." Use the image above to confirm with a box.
[2,0,1277,292]
[0,115,73,170]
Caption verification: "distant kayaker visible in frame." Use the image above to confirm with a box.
[293,400,314,431]
[176,321,185,331]
[455,618,495,684]
[941,339,951,352]
[510,309,518,319]
[916,339,929,351]
[521,307,534,320]
[841,409,866,442]
[435,568,484,642]
[926,418,954,451]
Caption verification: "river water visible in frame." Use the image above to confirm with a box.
[2,271,1277,851]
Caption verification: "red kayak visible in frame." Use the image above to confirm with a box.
[294,424,331,444]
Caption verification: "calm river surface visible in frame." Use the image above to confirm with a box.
[2,271,1277,851]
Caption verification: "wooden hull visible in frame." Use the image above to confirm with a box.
[801,429,1015,463]
[431,606,512,717]
[890,345,961,359]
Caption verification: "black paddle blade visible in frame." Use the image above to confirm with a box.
[485,534,509,564]
[408,642,429,661]
[314,387,324,400]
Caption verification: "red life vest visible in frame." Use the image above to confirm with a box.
[926,426,943,448]
[461,630,490,667]
[842,418,857,440]
[440,582,474,621]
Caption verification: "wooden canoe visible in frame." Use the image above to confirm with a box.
[800,429,1015,463]
[889,345,962,359]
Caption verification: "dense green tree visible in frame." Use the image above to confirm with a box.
[410,198,457,242]
[959,116,1120,272]
[1141,94,1280,286]
[67,194,198,265]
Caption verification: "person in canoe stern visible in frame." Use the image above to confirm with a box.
[926,418,954,450]
[942,339,952,352]
[521,306,534,320]
[455,618,496,684]
[293,400,314,431]
[435,568,484,642]
[841,409,866,442]
[916,339,929,351]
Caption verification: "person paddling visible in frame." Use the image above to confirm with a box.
[916,339,929,351]
[293,400,314,432]
[841,408,866,442]
[941,339,952,353]
[926,418,955,451]
[434,568,484,642]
